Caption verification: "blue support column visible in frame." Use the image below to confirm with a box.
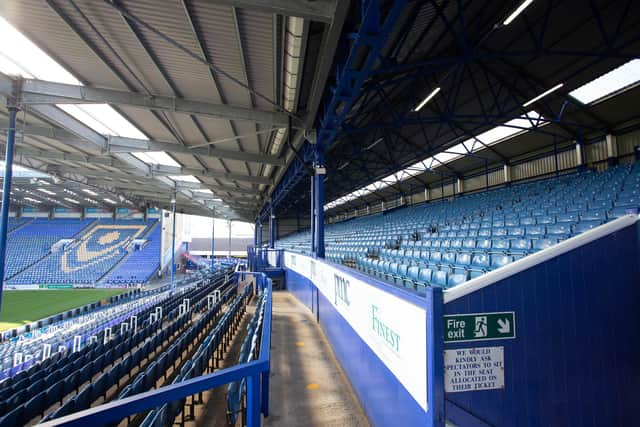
[0,106,18,314]
[312,149,326,259]
[313,172,325,258]
[269,208,276,249]
[170,200,176,294]
[253,220,258,247]
[210,215,215,270]
[310,175,316,256]
[257,222,262,248]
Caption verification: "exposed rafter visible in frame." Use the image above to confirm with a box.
[1,77,294,127]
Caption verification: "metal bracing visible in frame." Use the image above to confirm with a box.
[262,0,407,222]
[45,160,269,185]
[267,0,350,200]
[204,0,336,22]
[182,0,255,186]
[0,145,125,168]
[107,136,284,166]
[85,177,259,196]
[5,77,293,127]
[111,0,254,198]
[0,118,283,166]
[264,0,640,218]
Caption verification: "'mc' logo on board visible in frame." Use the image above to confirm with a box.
[333,274,351,306]
[371,305,400,353]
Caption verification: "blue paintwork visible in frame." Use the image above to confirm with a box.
[170,201,176,294]
[285,266,429,426]
[444,222,640,426]
[41,273,274,427]
[0,106,17,314]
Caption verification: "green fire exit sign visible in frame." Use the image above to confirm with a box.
[444,312,516,343]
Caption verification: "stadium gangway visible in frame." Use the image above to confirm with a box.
[39,272,273,427]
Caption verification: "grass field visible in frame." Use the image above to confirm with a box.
[0,289,126,331]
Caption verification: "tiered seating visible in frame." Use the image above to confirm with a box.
[227,288,268,424]
[138,284,252,426]
[5,219,94,279]
[103,223,161,285]
[0,294,157,377]
[278,163,640,294]
[8,220,157,285]
[7,218,31,233]
[0,266,237,426]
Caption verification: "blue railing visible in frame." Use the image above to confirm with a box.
[41,273,273,427]
[247,247,283,271]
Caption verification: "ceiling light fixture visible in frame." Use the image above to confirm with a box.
[522,83,564,107]
[364,138,383,151]
[503,0,534,26]
[413,87,441,112]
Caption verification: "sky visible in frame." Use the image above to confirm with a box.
[186,214,254,239]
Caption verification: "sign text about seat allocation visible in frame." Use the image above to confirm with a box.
[444,346,505,393]
[444,311,515,343]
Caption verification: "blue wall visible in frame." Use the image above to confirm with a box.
[285,268,429,426]
[444,222,640,427]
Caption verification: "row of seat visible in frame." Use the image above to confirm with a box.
[138,284,252,427]
[278,163,640,294]
[0,268,232,396]
[8,219,157,285]
[104,224,161,285]
[227,289,268,425]
[32,269,236,425]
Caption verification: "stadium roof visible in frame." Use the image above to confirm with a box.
[264,0,640,217]
[0,0,348,220]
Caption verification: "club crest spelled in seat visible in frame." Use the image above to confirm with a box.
[61,225,146,273]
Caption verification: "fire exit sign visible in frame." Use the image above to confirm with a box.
[444,312,516,343]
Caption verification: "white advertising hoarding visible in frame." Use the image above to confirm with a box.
[283,251,428,411]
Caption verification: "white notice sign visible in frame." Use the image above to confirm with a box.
[444,346,505,393]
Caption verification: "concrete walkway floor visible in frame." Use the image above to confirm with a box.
[264,292,369,427]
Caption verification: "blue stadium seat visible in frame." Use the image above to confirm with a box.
[491,255,513,269]
[433,271,448,288]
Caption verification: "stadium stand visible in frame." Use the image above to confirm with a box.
[277,163,640,294]
[7,220,157,286]
[4,219,95,280]
[102,222,162,286]
[0,264,238,426]
[6,218,31,234]
[227,287,268,425]
[138,284,253,426]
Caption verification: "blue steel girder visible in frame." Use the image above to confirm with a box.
[317,0,408,153]
[260,0,408,220]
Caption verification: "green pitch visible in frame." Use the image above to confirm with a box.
[0,289,126,331]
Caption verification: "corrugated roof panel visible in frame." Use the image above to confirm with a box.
[1,1,124,89]
[116,107,177,141]
[187,2,254,107]
[235,8,275,110]
[117,0,223,102]
[50,0,173,95]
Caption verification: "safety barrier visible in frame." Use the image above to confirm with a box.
[247,247,283,271]
[277,214,640,427]
[39,271,273,427]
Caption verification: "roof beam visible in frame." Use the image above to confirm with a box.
[14,77,292,126]
[47,162,270,185]
[107,136,284,166]
[3,145,125,168]
[0,120,284,165]
[85,176,259,196]
[148,164,271,185]
[205,0,335,22]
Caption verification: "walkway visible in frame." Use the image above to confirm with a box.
[264,292,369,427]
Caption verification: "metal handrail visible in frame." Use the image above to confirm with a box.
[41,275,273,427]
